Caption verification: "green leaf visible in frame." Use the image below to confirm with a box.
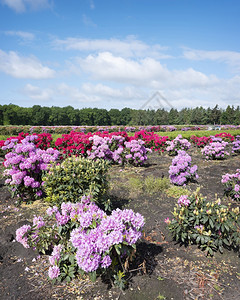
[89,271,97,282]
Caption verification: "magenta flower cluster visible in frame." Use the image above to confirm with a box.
[169,150,198,186]
[16,195,145,279]
[87,135,151,166]
[201,140,229,160]
[2,135,59,200]
[177,195,190,207]
[221,169,240,201]
[166,134,191,156]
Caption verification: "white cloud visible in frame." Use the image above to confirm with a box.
[77,52,218,89]
[57,83,99,102]
[0,49,55,79]
[23,84,53,100]
[4,30,35,41]
[82,83,144,100]
[1,0,52,13]
[182,47,240,73]
[53,36,170,59]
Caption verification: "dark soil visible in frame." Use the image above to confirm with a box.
[1,149,240,300]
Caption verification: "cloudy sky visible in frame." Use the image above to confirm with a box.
[0,0,240,110]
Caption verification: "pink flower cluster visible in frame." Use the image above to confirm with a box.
[177,195,191,207]
[2,135,59,200]
[87,134,151,166]
[201,140,229,160]
[16,195,145,278]
[166,134,191,156]
[221,169,240,201]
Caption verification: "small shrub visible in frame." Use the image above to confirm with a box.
[201,141,229,160]
[43,156,110,207]
[221,169,240,201]
[2,135,59,203]
[16,196,145,287]
[169,150,198,186]
[165,191,240,255]
[166,134,191,156]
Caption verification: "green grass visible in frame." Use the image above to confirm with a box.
[127,175,170,196]
[157,129,240,139]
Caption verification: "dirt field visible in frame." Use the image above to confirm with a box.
[1,149,240,300]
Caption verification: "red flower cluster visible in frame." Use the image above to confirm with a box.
[215,132,235,142]
[190,135,212,148]
[133,130,169,152]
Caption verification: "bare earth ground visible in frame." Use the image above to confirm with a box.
[0,148,240,300]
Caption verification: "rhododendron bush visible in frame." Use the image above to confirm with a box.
[166,191,240,255]
[222,169,240,201]
[2,135,59,202]
[166,134,191,156]
[201,140,229,160]
[16,196,145,284]
[169,150,198,186]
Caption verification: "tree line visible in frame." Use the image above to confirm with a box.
[0,104,240,126]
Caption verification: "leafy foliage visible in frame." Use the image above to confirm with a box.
[43,156,110,207]
[166,190,240,255]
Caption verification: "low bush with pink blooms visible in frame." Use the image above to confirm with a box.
[166,134,191,156]
[16,195,145,286]
[201,140,229,160]
[221,169,240,201]
[2,135,59,203]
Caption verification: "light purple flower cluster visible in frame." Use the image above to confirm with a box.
[16,224,31,248]
[201,140,229,160]
[169,150,198,186]
[124,139,151,166]
[87,135,151,166]
[88,135,125,164]
[177,195,190,207]
[166,134,191,156]
[2,135,59,200]
[221,169,240,201]
[16,195,145,279]
[232,138,240,154]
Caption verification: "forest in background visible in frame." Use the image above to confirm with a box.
[0,104,240,126]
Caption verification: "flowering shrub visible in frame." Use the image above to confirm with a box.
[0,132,53,155]
[190,135,212,148]
[133,130,169,153]
[165,191,240,255]
[16,196,145,285]
[221,169,240,201]
[201,140,229,160]
[215,132,235,142]
[166,134,191,156]
[232,138,240,154]
[43,156,110,208]
[169,150,198,186]
[55,131,93,158]
[87,135,125,164]
[2,135,59,202]
[87,134,151,166]
[123,139,151,166]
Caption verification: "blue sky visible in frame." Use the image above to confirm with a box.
[0,0,240,110]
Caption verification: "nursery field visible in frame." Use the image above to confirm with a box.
[1,146,240,300]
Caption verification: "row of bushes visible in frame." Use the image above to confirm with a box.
[1,124,240,136]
